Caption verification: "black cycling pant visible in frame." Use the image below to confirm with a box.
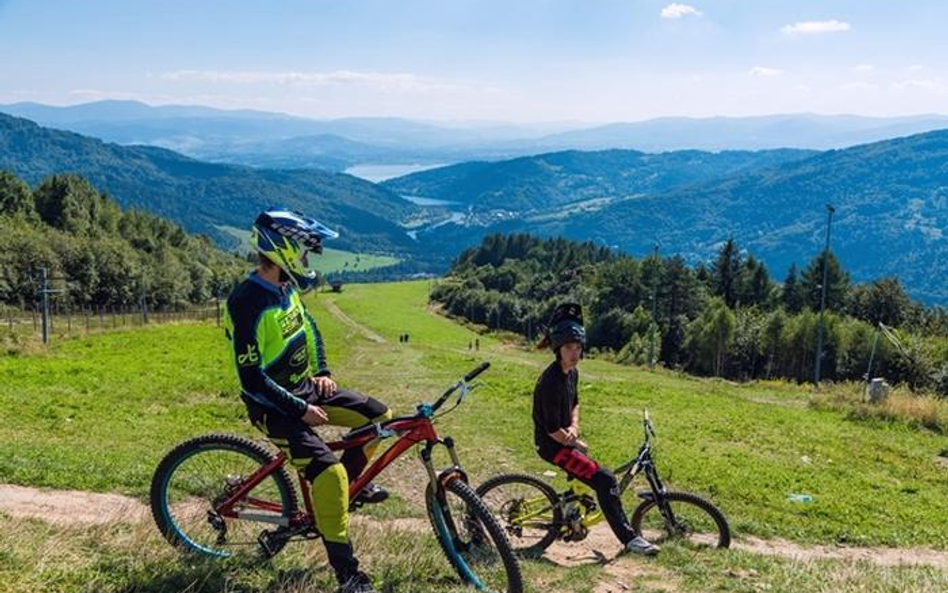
[538,442,637,545]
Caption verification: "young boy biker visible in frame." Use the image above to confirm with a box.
[533,303,659,556]
[223,208,391,593]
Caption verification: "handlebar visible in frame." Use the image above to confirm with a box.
[431,361,491,412]
[464,361,491,382]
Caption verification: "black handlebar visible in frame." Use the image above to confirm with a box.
[464,361,491,382]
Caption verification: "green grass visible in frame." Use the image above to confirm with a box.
[311,248,400,275]
[3,280,948,592]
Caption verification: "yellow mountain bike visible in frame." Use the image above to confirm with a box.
[476,411,730,556]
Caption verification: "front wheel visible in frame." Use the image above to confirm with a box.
[628,490,731,549]
[426,477,524,593]
[476,473,562,556]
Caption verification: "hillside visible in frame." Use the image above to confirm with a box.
[555,130,948,303]
[0,112,418,254]
[383,148,816,211]
[405,131,948,303]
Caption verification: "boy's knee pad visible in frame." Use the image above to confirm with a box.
[309,462,350,543]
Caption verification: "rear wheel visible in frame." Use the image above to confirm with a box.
[476,473,562,556]
[150,433,299,558]
[426,477,524,593]
[628,490,730,549]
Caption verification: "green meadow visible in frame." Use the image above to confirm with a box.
[2,280,948,592]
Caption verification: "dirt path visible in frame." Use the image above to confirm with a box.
[6,482,948,577]
[322,299,386,344]
[0,483,148,526]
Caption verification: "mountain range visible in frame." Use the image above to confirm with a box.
[5,101,948,173]
[404,133,948,303]
[3,106,948,302]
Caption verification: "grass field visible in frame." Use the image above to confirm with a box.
[2,280,948,592]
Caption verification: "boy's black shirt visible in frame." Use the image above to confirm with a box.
[532,360,579,451]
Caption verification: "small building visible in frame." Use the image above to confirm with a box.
[329,279,344,293]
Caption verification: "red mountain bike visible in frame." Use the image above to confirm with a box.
[150,362,523,593]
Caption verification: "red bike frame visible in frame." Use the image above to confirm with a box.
[213,414,441,528]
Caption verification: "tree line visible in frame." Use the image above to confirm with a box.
[432,233,948,395]
[0,170,247,310]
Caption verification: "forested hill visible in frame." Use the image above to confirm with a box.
[404,129,948,303]
[382,148,816,211]
[0,112,418,254]
[0,170,247,308]
[553,129,948,303]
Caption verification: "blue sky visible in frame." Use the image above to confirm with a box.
[1,0,945,122]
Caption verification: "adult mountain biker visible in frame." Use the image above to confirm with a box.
[223,208,391,593]
[533,303,659,556]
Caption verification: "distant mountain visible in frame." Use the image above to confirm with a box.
[0,101,558,168]
[530,114,948,152]
[0,112,418,254]
[422,131,948,303]
[382,148,817,211]
[7,101,948,173]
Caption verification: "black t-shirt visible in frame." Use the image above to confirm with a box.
[532,361,579,451]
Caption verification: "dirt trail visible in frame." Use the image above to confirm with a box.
[0,483,149,526]
[5,483,948,592]
[322,299,386,344]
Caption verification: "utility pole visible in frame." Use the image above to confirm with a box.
[38,267,65,344]
[649,243,659,370]
[814,204,836,386]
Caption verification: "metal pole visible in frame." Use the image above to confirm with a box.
[814,204,835,385]
[41,267,50,344]
[649,243,659,370]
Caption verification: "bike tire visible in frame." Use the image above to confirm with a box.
[628,490,731,549]
[150,433,299,558]
[426,478,524,593]
[476,473,562,556]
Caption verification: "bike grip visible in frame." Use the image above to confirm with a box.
[464,361,491,382]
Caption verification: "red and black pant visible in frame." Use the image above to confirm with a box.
[537,442,637,545]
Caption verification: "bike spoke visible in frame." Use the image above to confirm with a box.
[479,480,558,552]
[162,447,288,555]
[438,485,514,592]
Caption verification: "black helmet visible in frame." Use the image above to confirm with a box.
[542,303,586,352]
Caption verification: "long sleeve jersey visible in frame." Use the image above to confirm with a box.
[223,272,329,418]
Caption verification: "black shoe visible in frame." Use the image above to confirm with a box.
[336,571,378,593]
[354,483,389,505]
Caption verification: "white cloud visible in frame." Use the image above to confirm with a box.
[159,69,461,93]
[891,79,943,91]
[748,66,784,77]
[781,20,851,35]
[840,81,879,91]
[660,3,702,19]
[908,64,924,71]
[854,64,874,72]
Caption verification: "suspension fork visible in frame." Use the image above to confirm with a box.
[420,436,468,489]
[642,462,680,531]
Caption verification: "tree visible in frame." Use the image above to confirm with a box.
[846,278,912,326]
[800,251,850,312]
[33,174,101,235]
[737,256,773,308]
[0,170,36,219]
[686,297,736,376]
[711,239,742,308]
[782,264,804,313]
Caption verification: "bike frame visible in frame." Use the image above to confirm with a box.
[213,412,461,530]
[210,361,492,532]
[508,414,666,533]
